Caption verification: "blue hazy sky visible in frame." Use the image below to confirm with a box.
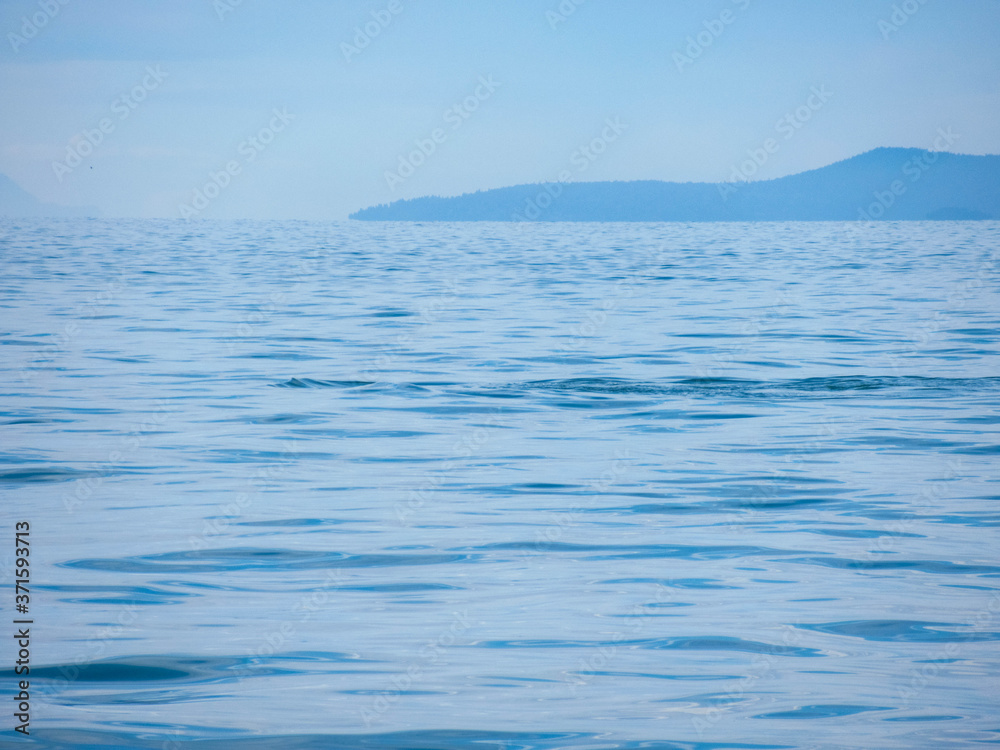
[1,0,998,219]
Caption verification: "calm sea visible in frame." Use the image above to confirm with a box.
[2,218,999,749]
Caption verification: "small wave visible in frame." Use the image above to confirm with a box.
[797,620,1000,642]
[272,378,375,388]
[0,467,106,485]
[753,704,892,720]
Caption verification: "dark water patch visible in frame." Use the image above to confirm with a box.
[62,688,218,705]
[272,378,375,389]
[13,659,192,683]
[621,496,842,516]
[40,584,197,606]
[245,413,328,424]
[5,651,375,686]
[0,467,107,485]
[797,620,1000,642]
[644,636,823,657]
[954,443,1000,455]
[804,528,925,539]
[791,556,1000,576]
[238,352,327,360]
[753,704,892,719]
[476,376,1000,402]
[3,418,52,425]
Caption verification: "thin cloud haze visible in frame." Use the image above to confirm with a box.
[1,0,998,219]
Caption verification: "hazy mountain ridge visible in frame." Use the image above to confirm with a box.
[0,173,99,218]
[351,148,1000,222]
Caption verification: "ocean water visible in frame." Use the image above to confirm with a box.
[2,218,999,749]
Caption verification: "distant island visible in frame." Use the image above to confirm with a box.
[351,148,999,222]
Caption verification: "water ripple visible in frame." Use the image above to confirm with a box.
[61,548,478,574]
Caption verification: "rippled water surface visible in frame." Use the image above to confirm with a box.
[2,219,999,749]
